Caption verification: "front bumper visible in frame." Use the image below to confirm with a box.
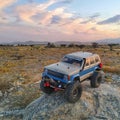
[42,76,66,90]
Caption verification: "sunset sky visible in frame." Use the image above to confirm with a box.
[0,0,120,43]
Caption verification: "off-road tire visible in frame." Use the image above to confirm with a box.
[65,81,82,103]
[90,71,103,88]
[40,80,54,94]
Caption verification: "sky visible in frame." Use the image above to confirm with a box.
[0,0,120,43]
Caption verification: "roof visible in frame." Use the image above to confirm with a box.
[66,52,98,59]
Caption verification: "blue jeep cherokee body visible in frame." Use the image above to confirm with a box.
[40,52,103,103]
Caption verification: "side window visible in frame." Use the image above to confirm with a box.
[85,59,89,67]
[95,56,99,62]
[90,57,95,65]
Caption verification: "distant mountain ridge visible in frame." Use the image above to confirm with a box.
[96,38,120,44]
[0,38,120,45]
[0,41,49,45]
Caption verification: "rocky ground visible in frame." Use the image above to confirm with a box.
[0,73,120,120]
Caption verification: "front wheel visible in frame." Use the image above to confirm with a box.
[90,71,103,88]
[65,81,82,103]
[40,80,54,94]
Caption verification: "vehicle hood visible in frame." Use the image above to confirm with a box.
[45,62,80,75]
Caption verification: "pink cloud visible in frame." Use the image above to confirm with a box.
[0,0,120,43]
[0,0,17,9]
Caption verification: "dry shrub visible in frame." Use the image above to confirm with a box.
[104,75,113,82]
[103,66,120,74]
[0,79,12,95]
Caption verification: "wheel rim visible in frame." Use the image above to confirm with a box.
[73,88,78,98]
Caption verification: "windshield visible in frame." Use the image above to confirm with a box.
[62,56,82,66]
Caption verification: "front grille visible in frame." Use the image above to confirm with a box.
[47,70,64,79]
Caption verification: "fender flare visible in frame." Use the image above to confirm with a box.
[71,74,80,82]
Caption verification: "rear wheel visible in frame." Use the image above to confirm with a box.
[90,71,103,88]
[65,81,82,103]
[40,80,54,94]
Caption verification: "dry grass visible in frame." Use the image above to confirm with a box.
[0,61,17,73]
[0,45,120,85]
[103,66,120,74]
[0,44,120,107]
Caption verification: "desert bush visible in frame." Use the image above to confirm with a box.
[108,44,118,51]
[0,79,13,96]
[116,52,119,55]
[92,42,99,48]
[46,42,56,48]
[68,43,75,47]
[104,75,113,82]
[103,66,120,74]
[60,44,66,47]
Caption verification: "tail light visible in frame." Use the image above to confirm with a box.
[99,63,103,68]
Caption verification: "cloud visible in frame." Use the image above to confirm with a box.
[80,18,96,24]
[15,4,37,24]
[98,15,120,25]
[0,0,73,25]
[90,27,97,31]
[80,19,91,24]
[0,0,17,9]
[27,0,34,3]
[40,7,72,25]
[80,13,100,24]
[0,23,82,42]
[0,0,18,24]
[36,0,57,11]
[15,1,73,26]
[51,15,61,24]
[89,13,100,19]
[59,0,73,4]
[14,1,63,24]
[0,0,59,24]
[0,0,120,42]
[0,20,120,43]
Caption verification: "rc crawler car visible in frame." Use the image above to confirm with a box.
[40,52,104,103]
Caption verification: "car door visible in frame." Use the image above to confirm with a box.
[80,57,95,81]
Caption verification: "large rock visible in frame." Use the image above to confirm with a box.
[23,82,120,120]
